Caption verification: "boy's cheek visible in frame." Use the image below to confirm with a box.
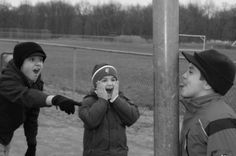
[96,82,104,89]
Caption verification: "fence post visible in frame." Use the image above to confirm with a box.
[72,48,77,99]
[153,0,179,155]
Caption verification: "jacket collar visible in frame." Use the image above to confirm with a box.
[180,93,222,113]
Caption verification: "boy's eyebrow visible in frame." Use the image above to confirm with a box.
[101,77,108,80]
[189,66,194,70]
[188,64,194,70]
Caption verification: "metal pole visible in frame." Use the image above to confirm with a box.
[153,0,179,155]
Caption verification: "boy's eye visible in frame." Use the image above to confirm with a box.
[100,79,107,82]
[111,78,116,81]
[188,70,193,74]
[28,57,43,62]
[29,57,35,61]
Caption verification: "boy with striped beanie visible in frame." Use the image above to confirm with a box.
[91,63,118,101]
[79,63,140,156]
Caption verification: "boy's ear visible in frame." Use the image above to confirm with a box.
[203,80,212,90]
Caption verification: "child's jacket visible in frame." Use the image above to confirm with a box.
[180,93,236,156]
[0,60,48,145]
[79,91,140,156]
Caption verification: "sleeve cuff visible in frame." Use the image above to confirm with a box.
[110,95,119,103]
[46,95,55,106]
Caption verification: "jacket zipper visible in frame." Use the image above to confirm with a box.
[107,102,111,151]
[185,130,190,156]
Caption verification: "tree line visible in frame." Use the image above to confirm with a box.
[0,1,236,41]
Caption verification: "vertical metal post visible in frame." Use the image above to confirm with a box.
[153,0,179,156]
[202,36,206,50]
[72,48,77,99]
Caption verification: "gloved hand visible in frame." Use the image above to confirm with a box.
[25,144,36,156]
[52,95,81,114]
[95,81,109,100]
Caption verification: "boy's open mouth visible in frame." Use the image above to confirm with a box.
[106,88,113,94]
[33,68,40,74]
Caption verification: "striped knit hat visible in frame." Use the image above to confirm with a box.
[91,63,118,87]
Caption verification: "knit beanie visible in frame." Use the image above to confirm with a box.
[182,49,236,95]
[13,42,47,69]
[91,63,118,87]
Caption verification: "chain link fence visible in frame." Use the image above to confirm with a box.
[0,39,153,112]
[1,39,236,114]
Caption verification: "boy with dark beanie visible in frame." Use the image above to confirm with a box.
[79,63,140,156]
[0,42,80,156]
[180,49,236,156]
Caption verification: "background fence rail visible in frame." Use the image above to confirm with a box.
[0,38,235,112]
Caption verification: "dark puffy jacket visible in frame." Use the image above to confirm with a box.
[180,93,236,156]
[79,91,140,156]
[0,60,48,145]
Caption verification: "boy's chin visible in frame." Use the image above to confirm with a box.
[180,92,193,98]
[30,78,38,82]
[28,75,39,82]
[180,90,188,98]
[107,94,112,99]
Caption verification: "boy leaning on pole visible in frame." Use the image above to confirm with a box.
[180,49,236,156]
[0,42,80,156]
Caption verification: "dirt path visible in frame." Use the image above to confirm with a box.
[9,106,153,156]
[8,86,153,156]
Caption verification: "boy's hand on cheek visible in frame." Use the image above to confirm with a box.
[111,81,119,102]
[95,81,108,100]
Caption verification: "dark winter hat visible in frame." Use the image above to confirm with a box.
[182,49,236,95]
[91,63,118,87]
[13,42,46,69]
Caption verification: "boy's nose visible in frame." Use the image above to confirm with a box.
[107,81,112,85]
[107,80,114,85]
[36,61,43,66]
[182,71,187,78]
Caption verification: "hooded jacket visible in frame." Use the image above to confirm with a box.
[79,91,140,156]
[0,60,48,145]
[180,93,236,156]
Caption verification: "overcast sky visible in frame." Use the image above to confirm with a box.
[2,0,236,7]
